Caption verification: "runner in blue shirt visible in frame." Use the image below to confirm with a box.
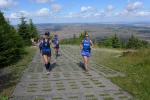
[80,33,93,72]
[40,32,52,74]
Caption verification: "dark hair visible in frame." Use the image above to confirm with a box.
[54,34,58,37]
[45,32,49,36]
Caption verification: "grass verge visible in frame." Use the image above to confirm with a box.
[92,48,150,100]
[0,46,37,99]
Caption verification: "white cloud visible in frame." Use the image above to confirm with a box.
[19,11,30,17]
[103,5,115,17]
[115,9,150,18]
[65,3,149,19]
[66,5,115,18]
[118,10,129,16]
[8,8,53,20]
[65,12,80,18]
[81,6,96,12]
[33,0,54,3]
[65,6,102,18]
[9,11,30,19]
[126,1,143,12]
[79,6,98,18]
[37,8,50,17]
[51,4,62,13]
[116,1,144,17]
[67,2,147,19]
[94,11,105,17]
[9,12,18,19]
[36,0,49,3]
[94,13,101,17]
[136,11,150,17]
[106,5,114,12]
[0,0,17,9]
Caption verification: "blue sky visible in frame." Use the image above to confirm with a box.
[0,0,150,24]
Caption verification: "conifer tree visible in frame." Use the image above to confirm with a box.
[0,11,24,67]
[18,16,31,45]
[28,19,39,41]
[126,35,149,49]
[112,34,121,48]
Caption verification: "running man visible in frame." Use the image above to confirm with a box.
[80,33,93,72]
[52,34,60,59]
[40,32,52,74]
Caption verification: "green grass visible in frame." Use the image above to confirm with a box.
[0,96,9,100]
[0,46,37,98]
[103,97,114,100]
[92,48,150,100]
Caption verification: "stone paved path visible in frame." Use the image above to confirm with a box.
[10,45,132,100]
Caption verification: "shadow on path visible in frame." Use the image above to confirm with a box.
[50,62,57,71]
[76,62,86,71]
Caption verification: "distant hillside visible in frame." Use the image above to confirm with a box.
[33,23,150,42]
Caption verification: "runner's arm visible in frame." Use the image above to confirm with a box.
[80,40,83,50]
[90,40,94,48]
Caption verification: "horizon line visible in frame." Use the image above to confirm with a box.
[12,21,150,26]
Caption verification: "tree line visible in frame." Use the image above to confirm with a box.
[0,11,39,68]
[98,34,149,49]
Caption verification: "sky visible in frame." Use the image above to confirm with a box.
[0,0,150,24]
